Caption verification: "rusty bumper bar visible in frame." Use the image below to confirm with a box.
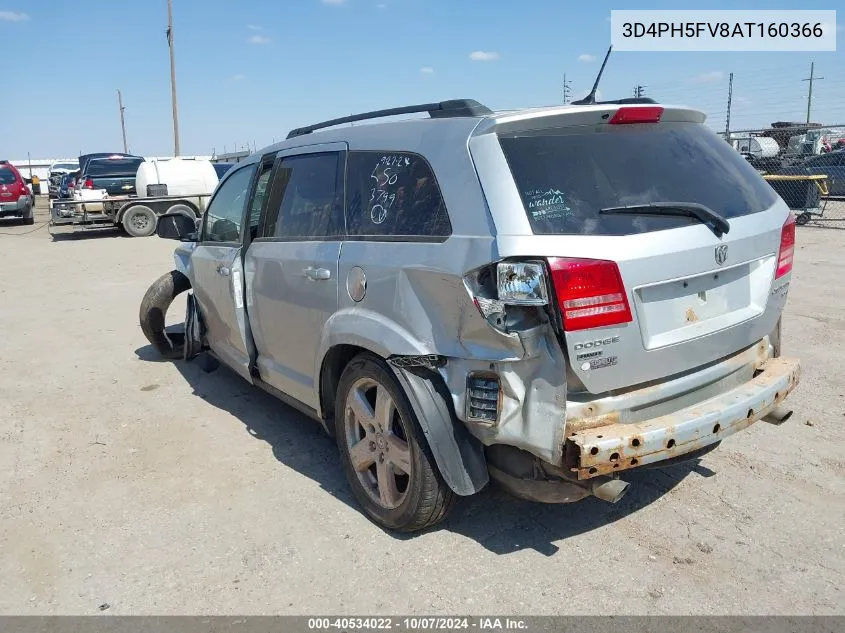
[566,356,801,480]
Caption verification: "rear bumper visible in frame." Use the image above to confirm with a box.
[565,356,801,480]
[0,197,30,216]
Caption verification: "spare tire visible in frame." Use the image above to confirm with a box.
[140,270,191,359]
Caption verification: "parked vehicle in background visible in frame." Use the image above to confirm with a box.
[141,98,801,532]
[48,160,80,198]
[58,171,79,199]
[52,156,222,238]
[0,161,35,225]
[774,151,845,196]
[72,154,146,213]
[212,163,234,179]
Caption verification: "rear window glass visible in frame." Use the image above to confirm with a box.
[345,151,451,240]
[52,163,78,171]
[498,122,779,236]
[87,158,144,177]
[0,168,18,184]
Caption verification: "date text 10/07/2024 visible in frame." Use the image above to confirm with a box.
[307,617,529,631]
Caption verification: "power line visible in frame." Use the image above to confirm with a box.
[563,73,572,104]
[117,89,128,153]
[801,62,824,124]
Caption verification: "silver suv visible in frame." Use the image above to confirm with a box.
[141,98,801,532]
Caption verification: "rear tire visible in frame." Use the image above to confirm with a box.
[335,353,455,532]
[122,205,157,237]
[140,270,191,359]
[21,203,34,225]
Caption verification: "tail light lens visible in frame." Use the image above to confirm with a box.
[609,106,663,124]
[546,257,633,331]
[69,179,76,188]
[83,179,95,189]
[775,213,796,279]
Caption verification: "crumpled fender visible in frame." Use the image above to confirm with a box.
[390,365,489,496]
[173,242,197,283]
[316,307,433,373]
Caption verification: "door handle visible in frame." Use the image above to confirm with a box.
[217,265,231,277]
[304,266,331,281]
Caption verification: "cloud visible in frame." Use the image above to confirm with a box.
[322,0,346,5]
[247,24,262,31]
[248,34,271,44]
[692,70,724,83]
[469,50,499,62]
[577,53,596,63]
[376,2,386,7]
[231,74,246,81]
[0,11,29,21]
[420,66,434,74]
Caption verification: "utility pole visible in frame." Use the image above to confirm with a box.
[801,62,823,125]
[563,73,572,104]
[725,72,733,139]
[117,90,128,153]
[633,84,647,98]
[166,0,181,156]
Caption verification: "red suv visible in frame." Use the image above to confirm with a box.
[0,161,35,225]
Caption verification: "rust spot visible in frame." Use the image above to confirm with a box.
[631,437,642,448]
[590,447,599,456]
[566,411,621,433]
[685,307,700,323]
[713,423,721,433]
[610,452,620,462]
[667,439,676,449]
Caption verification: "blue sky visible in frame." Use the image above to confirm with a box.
[1,0,841,158]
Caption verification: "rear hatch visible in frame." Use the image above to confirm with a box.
[484,105,792,395]
[85,156,145,196]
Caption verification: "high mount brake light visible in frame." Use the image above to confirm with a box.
[546,257,633,331]
[776,214,796,279]
[609,106,664,125]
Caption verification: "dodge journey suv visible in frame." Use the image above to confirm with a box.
[141,98,800,532]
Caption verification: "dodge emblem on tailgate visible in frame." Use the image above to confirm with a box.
[715,244,728,265]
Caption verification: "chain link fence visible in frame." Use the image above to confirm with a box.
[718,124,845,226]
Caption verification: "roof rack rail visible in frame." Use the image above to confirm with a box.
[595,97,658,105]
[286,99,492,139]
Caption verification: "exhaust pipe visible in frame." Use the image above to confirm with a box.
[763,406,793,425]
[590,478,631,503]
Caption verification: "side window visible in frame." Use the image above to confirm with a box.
[345,151,451,240]
[262,152,343,239]
[248,162,274,235]
[202,164,256,243]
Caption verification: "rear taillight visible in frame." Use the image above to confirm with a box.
[83,179,95,189]
[69,179,76,188]
[776,214,796,279]
[546,257,633,331]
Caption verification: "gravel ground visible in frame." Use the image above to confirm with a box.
[0,200,843,615]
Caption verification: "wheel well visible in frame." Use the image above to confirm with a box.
[319,344,372,435]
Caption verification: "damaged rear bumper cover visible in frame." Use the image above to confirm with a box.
[565,356,801,480]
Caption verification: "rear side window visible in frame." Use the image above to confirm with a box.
[0,168,18,185]
[345,151,451,240]
[498,122,780,236]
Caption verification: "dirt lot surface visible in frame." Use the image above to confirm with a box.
[1,200,843,615]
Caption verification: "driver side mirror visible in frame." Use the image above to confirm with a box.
[156,212,200,241]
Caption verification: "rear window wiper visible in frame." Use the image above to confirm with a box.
[599,202,730,238]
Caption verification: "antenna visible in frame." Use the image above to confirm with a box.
[571,45,613,105]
